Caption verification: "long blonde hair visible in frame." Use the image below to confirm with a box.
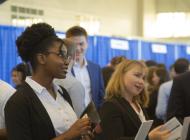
[105,60,149,107]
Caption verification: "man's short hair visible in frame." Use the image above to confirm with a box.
[66,26,88,38]
[174,58,189,74]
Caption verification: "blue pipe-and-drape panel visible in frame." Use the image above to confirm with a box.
[176,45,190,61]
[141,41,176,69]
[86,36,110,67]
[86,36,139,67]
[0,25,24,84]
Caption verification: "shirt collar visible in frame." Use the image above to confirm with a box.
[25,76,61,95]
[74,57,88,67]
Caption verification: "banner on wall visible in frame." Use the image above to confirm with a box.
[110,39,129,50]
[186,46,190,55]
[56,32,65,39]
[151,44,167,54]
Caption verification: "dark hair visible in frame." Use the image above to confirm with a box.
[146,66,157,86]
[157,63,166,69]
[174,58,189,74]
[145,60,157,67]
[12,63,31,81]
[16,23,62,70]
[110,56,126,67]
[155,67,168,85]
[66,26,88,38]
[147,66,168,93]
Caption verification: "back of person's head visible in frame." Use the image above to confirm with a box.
[16,23,62,70]
[110,56,126,67]
[155,67,168,86]
[174,58,189,74]
[147,66,168,92]
[169,64,176,79]
[146,66,157,86]
[62,39,76,57]
[145,60,157,67]
[11,63,31,88]
[157,63,166,69]
[106,60,148,106]
[66,26,88,38]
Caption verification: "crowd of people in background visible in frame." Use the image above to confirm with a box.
[0,22,190,140]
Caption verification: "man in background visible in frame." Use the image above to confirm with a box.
[66,26,104,109]
[156,58,189,121]
[166,58,190,123]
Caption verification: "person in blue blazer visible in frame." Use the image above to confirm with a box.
[66,26,104,109]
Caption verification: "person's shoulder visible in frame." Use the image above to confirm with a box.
[102,66,114,72]
[100,99,119,113]
[160,80,173,88]
[7,84,32,105]
[100,97,126,117]
[102,97,123,110]
[0,80,15,94]
[87,60,101,67]
[174,71,190,82]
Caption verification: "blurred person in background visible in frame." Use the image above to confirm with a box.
[0,79,15,140]
[146,66,168,127]
[145,60,157,68]
[166,58,190,123]
[102,56,126,88]
[156,58,189,121]
[11,63,31,89]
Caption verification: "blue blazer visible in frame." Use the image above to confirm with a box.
[72,60,104,109]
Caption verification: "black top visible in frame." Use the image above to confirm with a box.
[167,71,190,123]
[5,82,73,140]
[101,66,114,88]
[96,96,149,140]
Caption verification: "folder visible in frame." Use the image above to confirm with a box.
[161,117,182,140]
[80,101,101,124]
[181,116,190,140]
[135,120,153,140]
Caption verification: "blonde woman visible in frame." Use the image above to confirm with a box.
[97,60,170,140]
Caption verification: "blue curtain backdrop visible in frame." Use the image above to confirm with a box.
[0,25,24,84]
[176,44,190,60]
[141,41,176,69]
[0,25,190,84]
[86,36,139,67]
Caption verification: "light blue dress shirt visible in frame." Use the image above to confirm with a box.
[156,80,173,121]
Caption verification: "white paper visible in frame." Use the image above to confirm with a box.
[161,117,182,140]
[135,120,153,140]
[181,116,190,140]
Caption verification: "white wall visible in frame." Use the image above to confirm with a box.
[0,0,139,36]
[1,0,190,44]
